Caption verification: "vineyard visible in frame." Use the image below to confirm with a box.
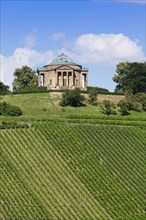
[1,122,145,219]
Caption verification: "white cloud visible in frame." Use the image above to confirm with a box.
[0,48,54,89]
[72,33,144,65]
[25,35,37,48]
[24,29,38,48]
[92,0,146,3]
[49,32,65,41]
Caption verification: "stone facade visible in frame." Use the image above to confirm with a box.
[37,53,88,90]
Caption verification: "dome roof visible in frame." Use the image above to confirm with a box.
[50,53,77,65]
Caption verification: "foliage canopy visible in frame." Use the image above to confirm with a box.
[113,62,146,94]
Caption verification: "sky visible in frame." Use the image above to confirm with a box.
[0,0,145,91]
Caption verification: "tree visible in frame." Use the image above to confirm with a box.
[13,66,38,91]
[59,89,85,107]
[113,62,146,94]
[0,82,10,95]
[88,89,98,105]
[101,100,116,115]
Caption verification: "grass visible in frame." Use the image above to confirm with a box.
[1,92,145,119]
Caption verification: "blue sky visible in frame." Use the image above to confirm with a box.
[0,0,145,91]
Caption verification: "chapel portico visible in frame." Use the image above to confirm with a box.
[37,52,88,90]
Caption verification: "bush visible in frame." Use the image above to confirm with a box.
[118,100,130,116]
[0,102,22,116]
[60,89,85,107]
[101,100,117,115]
[88,89,98,105]
[125,93,143,111]
[0,121,29,129]
[135,93,146,111]
[87,86,109,94]
[61,108,66,112]
[13,86,47,94]
[42,107,47,111]
[0,82,10,95]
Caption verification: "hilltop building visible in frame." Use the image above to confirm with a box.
[37,52,88,90]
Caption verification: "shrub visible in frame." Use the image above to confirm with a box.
[88,89,98,105]
[61,108,65,112]
[125,93,143,111]
[87,86,109,94]
[0,102,22,116]
[101,100,117,115]
[0,102,7,115]
[13,86,47,94]
[6,106,22,116]
[0,82,10,95]
[0,121,29,129]
[60,89,85,107]
[118,100,130,116]
[135,93,146,111]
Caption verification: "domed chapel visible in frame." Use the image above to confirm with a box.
[37,52,88,90]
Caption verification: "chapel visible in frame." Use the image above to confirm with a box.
[37,52,88,90]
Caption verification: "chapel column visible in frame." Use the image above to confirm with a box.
[85,73,88,88]
[55,71,58,87]
[39,74,41,86]
[72,71,74,87]
[77,73,79,87]
[67,72,69,86]
[61,71,63,86]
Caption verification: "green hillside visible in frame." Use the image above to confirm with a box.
[1,122,145,219]
[1,93,146,219]
[1,92,124,117]
[1,92,146,122]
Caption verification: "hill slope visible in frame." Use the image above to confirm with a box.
[1,123,145,219]
[2,92,124,117]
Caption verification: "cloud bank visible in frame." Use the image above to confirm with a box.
[0,48,54,89]
[0,33,144,89]
[72,33,144,65]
